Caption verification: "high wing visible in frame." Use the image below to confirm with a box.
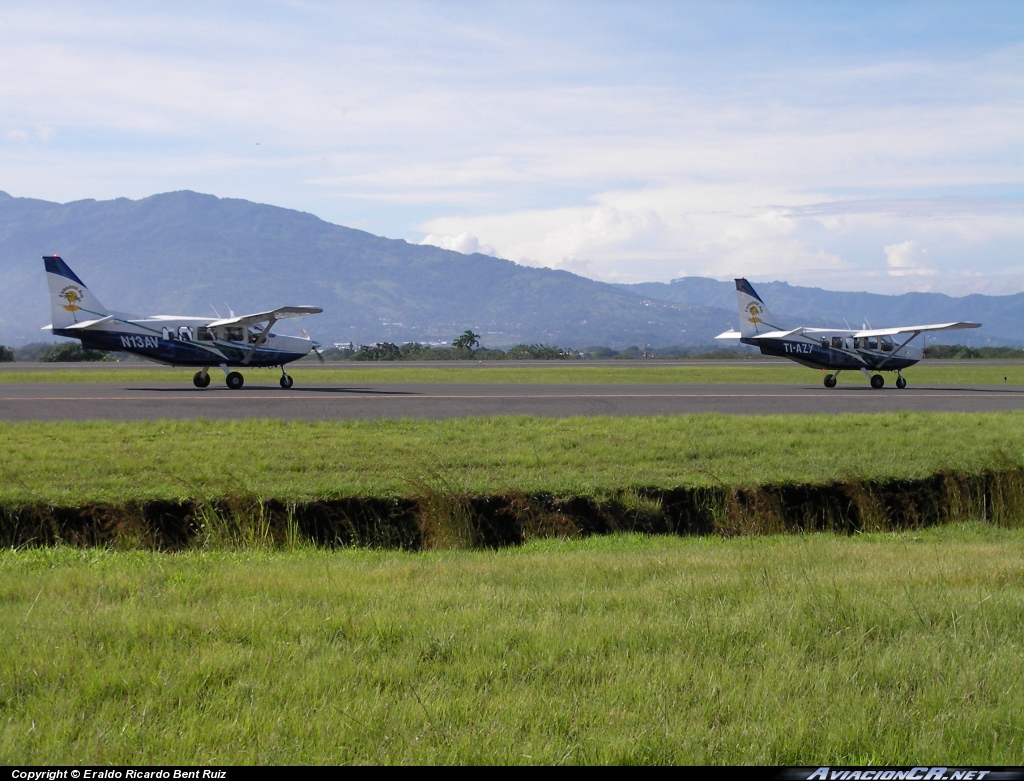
[206,306,323,365]
[852,322,980,338]
[207,306,323,328]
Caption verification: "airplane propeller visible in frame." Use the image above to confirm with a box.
[302,328,325,362]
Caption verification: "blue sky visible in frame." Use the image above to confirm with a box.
[2,1,1023,294]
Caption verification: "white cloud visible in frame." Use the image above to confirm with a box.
[419,190,1024,293]
[0,4,1022,295]
[884,240,936,277]
[420,231,496,256]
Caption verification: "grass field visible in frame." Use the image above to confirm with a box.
[1,526,1021,764]
[3,371,1022,765]
[2,412,1024,506]
[2,362,1024,385]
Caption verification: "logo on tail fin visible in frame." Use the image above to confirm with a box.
[744,302,763,324]
[60,286,84,313]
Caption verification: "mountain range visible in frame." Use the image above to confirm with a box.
[0,190,1016,348]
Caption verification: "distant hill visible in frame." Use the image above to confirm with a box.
[622,279,1022,347]
[0,190,729,349]
[0,189,1016,349]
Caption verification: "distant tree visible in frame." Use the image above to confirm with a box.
[399,342,428,359]
[352,342,401,361]
[583,346,619,359]
[38,342,109,362]
[452,330,481,351]
[471,347,505,360]
[504,343,570,360]
[0,345,14,362]
[923,344,1024,360]
[14,342,51,362]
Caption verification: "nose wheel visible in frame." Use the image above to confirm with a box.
[280,373,294,389]
[896,375,907,389]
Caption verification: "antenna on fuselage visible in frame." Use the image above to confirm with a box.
[224,302,235,318]
[210,304,221,318]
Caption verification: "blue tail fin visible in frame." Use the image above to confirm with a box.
[735,278,785,337]
[44,256,109,328]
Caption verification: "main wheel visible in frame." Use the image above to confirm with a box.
[280,374,294,389]
[193,371,211,388]
[225,371,244,390]
[896,376,907,389]
[824,374,837,388]
[870,374,884,389]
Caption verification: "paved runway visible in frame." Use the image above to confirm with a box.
[2,381,1024,421]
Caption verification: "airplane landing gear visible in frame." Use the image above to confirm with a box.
[824,374,837,388]
[225,371,245,390]
[193,370,210,389]
[870,374,885,389]
[280,373,294,389]
[896,375,907,389]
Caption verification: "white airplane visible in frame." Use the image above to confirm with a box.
[716,278,981,388]
[43,255,323,389]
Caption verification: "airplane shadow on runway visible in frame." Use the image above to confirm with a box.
[818,385,1024,394]
[129,386,422,396]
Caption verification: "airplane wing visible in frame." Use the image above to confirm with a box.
[853,322,981,338]
[715,329,741,339]
[207,306,323,328]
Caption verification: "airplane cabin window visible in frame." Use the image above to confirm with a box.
[197,327,214,341]
[831,337,843,349]
[881,337,894,352]
[162,327,170,341]
[226,327,244,342]
[820,338,829,348]
[867,337,878,350]
[178,326,193,341]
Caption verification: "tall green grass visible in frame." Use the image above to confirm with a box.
[2,413,1024,504]
[1,527,1021,764]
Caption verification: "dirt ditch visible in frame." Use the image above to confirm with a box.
[2,467,1022,551]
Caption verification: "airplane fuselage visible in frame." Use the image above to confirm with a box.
[53,315,311,368]
[742,330,922,372]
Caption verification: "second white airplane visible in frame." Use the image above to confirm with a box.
[716,279,981,388]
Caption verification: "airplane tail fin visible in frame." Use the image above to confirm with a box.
[44,256,109,329]
[735,278,784,337]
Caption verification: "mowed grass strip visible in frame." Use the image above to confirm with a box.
[2,363,1024,384]
[1,525,1021,764]
[3,412,1024,505]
